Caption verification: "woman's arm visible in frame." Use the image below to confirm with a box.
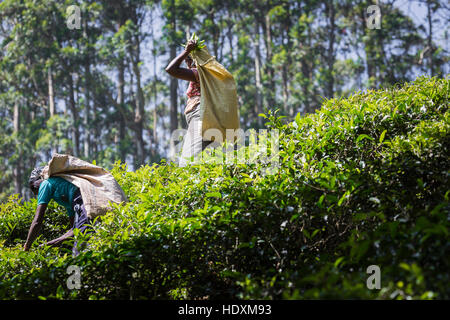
[165,40,197,82]
[45,229,75,247]
[23,204,47,251]
[40,215,75,248]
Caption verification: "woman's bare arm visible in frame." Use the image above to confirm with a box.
[165,40,197,82]
[23,204,47,251]
[45,229,75,247]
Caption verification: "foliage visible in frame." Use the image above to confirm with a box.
[1,0,449,201]
[181,32,206,51]
[0,195,69,248]
[0,77,448,300]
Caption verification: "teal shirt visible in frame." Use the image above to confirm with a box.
[37,177,79,217]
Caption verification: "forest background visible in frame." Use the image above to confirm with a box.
[0,0,448,202]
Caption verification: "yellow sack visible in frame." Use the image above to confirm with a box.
[41,153,127,219]
[191,47,240,142]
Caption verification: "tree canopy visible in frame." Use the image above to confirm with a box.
[1,0,448,201]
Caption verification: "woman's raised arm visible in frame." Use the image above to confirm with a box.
[165,40,197,82]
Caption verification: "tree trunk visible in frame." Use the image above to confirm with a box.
[169,44,178,133]
[282,2,293,116]
[210,10,219,58]
[252,18,263,125]
[150,9,158,160]
[169,42,179,162]
[48,65,57,155]
[227,23,234,63]
[426,0,434,76]
[115,8,127,163]
[117,57,126,161]
[325,1,336,98]
[13,102,21,196]
[361,7,376,87]
[263,11,275,107]
[282,65,289,113]
[130,33,146,168]
[152,45,158,157]
[68,73,80,157]
[83,18,91,159]
[302,23,314,113]
[48,66,55,117]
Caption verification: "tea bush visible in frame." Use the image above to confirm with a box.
[0,195,69,247]
[0,77,448,299]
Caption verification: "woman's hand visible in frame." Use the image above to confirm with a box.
[165,40,199,82]
[185,39,197,53]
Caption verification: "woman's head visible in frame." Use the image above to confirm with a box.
[185,55,195,69]
[29,167,43,196]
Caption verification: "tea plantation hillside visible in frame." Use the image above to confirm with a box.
[0,77,448,300]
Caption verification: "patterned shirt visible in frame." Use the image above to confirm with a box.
[186,68,201,98]
[185,68,201,114]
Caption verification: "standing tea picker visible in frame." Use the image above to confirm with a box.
[165,34,240,166]
[24,153,127,255]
